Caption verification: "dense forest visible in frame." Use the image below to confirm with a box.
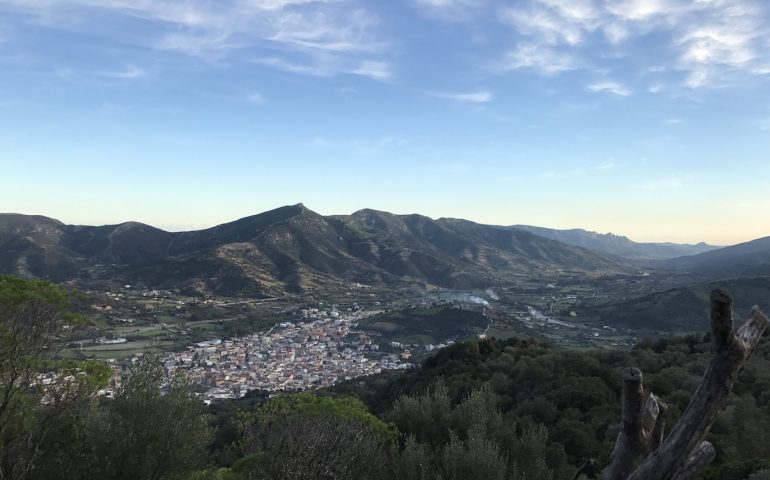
[3,275,770,480]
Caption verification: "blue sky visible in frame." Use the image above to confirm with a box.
[1,0,769,244]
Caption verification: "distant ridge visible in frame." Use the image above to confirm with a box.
[0,205,626,296]
[509,224,718,260]
[664,236,770,277]
[575,276,770,331]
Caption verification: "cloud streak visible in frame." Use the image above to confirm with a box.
[587,80,631,96]
[0,0,392,81]
[253,56,392,81]
[96,65,146,79]
[493,43,579,76]
[428,90,493,103]
[246,93,264,104]
[410,0,482,21]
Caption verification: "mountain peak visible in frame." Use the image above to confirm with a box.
[111,221,164,233]
[0,213,64,229]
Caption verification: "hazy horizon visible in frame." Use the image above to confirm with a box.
[2,0,769,246]
[4,201,762,247]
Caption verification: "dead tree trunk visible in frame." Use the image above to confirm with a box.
[602,288,768,480]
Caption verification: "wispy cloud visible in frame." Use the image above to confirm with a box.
[500,1,601,47]
[587,80,631,96]
[410,0,483,21]
[347,61,393,81]
[153,32,236,59]
[246,93,264,104]
[428,90,493,103]
[265,8,385,53]
[253,56,393,81]
[648,83,665,93]
[595,159,615,171]
[253,56,328,76]
[493,43,579,76]
[55,67,75,79]
[1,0,392,81]
[675,1,766,88]
[5,0,770,95]
[494,0,770,89]
[96,65,145,79]
[50,64,146,83]
[605,0,682,22]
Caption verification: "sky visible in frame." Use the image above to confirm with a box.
[1,0,769,245]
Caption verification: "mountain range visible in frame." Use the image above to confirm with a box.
[1,205,768,298]
[663,236,770,277]
[0,205,623,296]
[510,225,718,260]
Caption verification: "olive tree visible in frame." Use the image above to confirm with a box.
[0,275,110,480]
[237,394,395,480]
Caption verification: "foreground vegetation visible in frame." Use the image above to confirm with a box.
[4,275,770,480]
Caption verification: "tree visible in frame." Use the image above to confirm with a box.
[391,382,553,480]
[748,469,770,480]
[237,393,395,480]
[602,289,769,480]
[82,352,211,480]
[0,275,110,480]
[34,351,212,480]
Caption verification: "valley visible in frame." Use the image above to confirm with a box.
[3,205,770,399]
[54,269,668,398]
[3,206,769,480]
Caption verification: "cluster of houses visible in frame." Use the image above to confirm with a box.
[103,310,411,402]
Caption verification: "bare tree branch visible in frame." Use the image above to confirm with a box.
[607,289,770,480]
[670,441,716,480]
[649,396,667,453]
[603,368,647,480]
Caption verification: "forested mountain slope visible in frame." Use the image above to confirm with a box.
[0,206,627,296]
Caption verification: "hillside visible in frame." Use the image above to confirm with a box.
[0,206,628,296]
[339,209,621,280]
[572,276,770,331]
[664,236,770,277]
[326,334,770,480]
[0,213,176,280]
[510,224,718,260]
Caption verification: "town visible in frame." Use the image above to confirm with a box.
[72,280,647,402]
[102,307,412,401]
